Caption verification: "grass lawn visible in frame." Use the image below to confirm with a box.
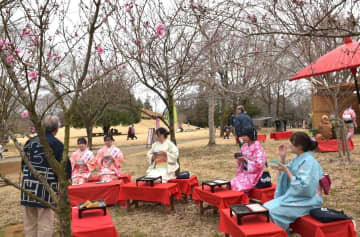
[0,126,359,236]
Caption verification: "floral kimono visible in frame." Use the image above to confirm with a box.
[70,149,95,171]
[264,152,323,234]
[72,161,91,185]
[146,139,179,182]
[99,158,120,182]
[343,108,357,140]
[231,141,266,192]
[94,145,124,173]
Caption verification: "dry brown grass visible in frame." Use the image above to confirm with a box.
[0,128,359,237]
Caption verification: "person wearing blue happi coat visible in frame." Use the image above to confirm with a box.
[264,132,323,235]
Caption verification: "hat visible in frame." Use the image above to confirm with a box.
[238,127,257,141]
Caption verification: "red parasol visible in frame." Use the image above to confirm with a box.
[290,37,360,104]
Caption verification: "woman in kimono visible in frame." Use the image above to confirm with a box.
[231,126,267,192]
[99,156,120,182]
[72,160,91,185]
[264,132,323,234]
[70,137,95,171]
[342,104,357,140]
[94,135,124,175]
[146,127,179,182]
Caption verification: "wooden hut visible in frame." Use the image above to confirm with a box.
[312,82,359,132]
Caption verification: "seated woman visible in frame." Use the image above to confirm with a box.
[264,132,323,234]
[70,137,95,171]
[231,127,266,192]
[315,115,333,141]
[146,127,179,183]
[99,156,120,182]
[93,135,124,175]
[72,160,91,185]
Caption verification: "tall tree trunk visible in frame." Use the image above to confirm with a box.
[168,95,177,145]
[219,97,226,137]
[102,125,110,135]
[276,83,280,119]
[208,88,216,145]
[85,125,93,150]
[57,179,72,237]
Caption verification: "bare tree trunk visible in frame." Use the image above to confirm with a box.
[57,179,72,237]
[86,125,93,150]
[219,97,226,137]
[276,83,280,119]
[333,94,343,159]
[208,88,216,145]
[168,95,177,145]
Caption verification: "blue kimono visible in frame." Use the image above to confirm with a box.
[264,152,323,235]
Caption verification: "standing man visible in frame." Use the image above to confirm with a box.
[21,116,71,237]
[234,105,256,147]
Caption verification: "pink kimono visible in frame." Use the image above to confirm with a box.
[70,149,95,171]
[99,158,120,182]
[95,145,124,173]
[72,162,91,185]
[343,108,357,140]
[231,141,267,192]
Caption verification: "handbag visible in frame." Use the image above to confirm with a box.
[176,171,190,179]
[310,208,352,223]
[319,174,331,195]
[255,170,272,189]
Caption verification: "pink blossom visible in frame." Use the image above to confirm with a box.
[124,3,129,7]
[138,49,144,55]
[47,52,52,58]
[134,40,140,45]
[22,28,31,36]
[126,7,131,12]
[0,40,4,47]
[119,25,125,29]
[31,127,36,133]
[97,47,104,54]
[121,64,126,69]
[21,111,29,119]
[28,71,37,80]
[7,55,14,63]
[103,17,108,23]
[14,48,21,54]
[155,24,166,37]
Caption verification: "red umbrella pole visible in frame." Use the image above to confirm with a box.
[353,73,360,105]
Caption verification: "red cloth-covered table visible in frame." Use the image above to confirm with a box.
[88,173,131,183]
[257,134,267,142]
[249,184,276,204]
[69,177,129,206]
[119,182,182,212]
[219,208,287,237]
[270,131,293,140]
[317,139,354,152]
[72,207,118,237]
[290,215,357,237]
[192,186,249,215]
[168,175,199,196]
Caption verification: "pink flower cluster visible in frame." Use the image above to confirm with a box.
[155,24,165,37]
[28,71,38,81]
[97,46,104,54]
[21,111,29,119]
[124,1,134,12]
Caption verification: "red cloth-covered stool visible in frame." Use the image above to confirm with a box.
[257,134,267,142]
[219,208,287,237]
[290,215,357,237]
[192,186,249,215]
[270,131,293,140]
[248,184,276,204]
[72,207,118,237]
[168,175,199,200]
[317,139,354,152]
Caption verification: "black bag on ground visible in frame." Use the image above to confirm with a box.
[310,208,352,223]
[176,171,190,179]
